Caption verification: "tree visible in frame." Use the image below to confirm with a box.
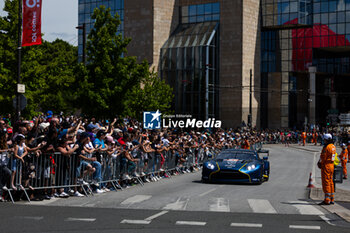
[0,0,20,113]
[124,71,174,120]
[0,0,78,117]
[21,39,78,116]
[76,5,174,119]
[76,6,151,118]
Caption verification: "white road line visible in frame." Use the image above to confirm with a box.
[144,211,169,221]
[16,216,43,220]
[289,201,324,215]
[121,195,152,205]
[199,188,217,197]
[289,225,321,230]
[319,215,336,226]
[209,198,230,212]
[163,197,189,210]
[248,199,277,214]
[176,221,206,226]
[230,223,263,228]
[121,219,151,225]
[65,218,96,222]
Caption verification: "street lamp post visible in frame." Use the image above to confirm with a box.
[16,0,22,120]
[76,23,86,65]
[248,69,252,127]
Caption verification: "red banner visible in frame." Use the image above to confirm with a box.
[22,0,42,47]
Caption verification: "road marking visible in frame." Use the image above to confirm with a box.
[319,215,336,226]
[289,201,324,215]
[121,195,152,205]
[289,225,321,230]
[163,197,189,210]
[176,221,206,226]
[209,198,230,212]
[65,218,96,222]
[248,199,277,214]
[144,211,169,221]
[230,223,263,228]
[16,216,43,220]
[199,188,217,197]
[121,219,151,225]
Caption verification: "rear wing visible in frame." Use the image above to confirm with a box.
[257,149,269,158]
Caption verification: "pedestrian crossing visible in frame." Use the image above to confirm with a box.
[115,195,326,216]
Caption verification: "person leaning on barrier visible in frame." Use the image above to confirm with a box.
[93,130,108,161]
[55,138,79,198]
[72,132,96,197]
[0,128,12,202]
[123,133,140,177]
[10,134,28,191]
[317,134,336,205]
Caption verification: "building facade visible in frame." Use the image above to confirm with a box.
[78,0,350,129]
[261,0,350,128]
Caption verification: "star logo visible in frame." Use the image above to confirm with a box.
[151,110,161,122]
[143,110,162,129]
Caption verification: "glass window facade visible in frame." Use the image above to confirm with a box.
[161,21,220,120]
[78,0,124,61]
[261,0,350,127]
[181,2,220,24]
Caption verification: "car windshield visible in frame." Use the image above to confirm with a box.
[216,151,256,160]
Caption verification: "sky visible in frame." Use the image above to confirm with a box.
[0,0,78,45]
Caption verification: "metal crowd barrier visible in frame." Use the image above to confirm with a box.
[1,147,218,203]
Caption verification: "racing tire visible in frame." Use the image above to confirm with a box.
[202,178,209,184]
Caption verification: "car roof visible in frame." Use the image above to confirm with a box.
[221,149,256,154]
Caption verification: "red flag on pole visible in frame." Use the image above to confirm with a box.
[22,0,42,47]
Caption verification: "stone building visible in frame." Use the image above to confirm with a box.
[78,0,350,129]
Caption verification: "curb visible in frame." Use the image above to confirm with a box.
[309,187,350,223]
[289,145,320,153]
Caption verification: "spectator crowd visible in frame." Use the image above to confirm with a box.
[0,111,349,202]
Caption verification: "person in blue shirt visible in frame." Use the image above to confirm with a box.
[93,130,108,190]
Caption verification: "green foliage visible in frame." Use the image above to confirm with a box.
[124,71,174,120]
[0,2,173,119]
[76,6,151,118]
[0,0,20,112]
[0,0,78,117]
[21,40,78,116]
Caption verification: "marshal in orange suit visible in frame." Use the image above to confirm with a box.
[340,144,348,179]
[318,134,336,205]
[301,132,307,146]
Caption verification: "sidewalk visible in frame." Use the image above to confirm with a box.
[288,143,350,222]
[289,143,350,193]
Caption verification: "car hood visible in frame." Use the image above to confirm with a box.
[215,159,252,170]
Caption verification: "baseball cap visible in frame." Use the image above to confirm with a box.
[106,136,115,144]
[46,110,53,118]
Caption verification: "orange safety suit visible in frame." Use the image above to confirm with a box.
[320,144,336,204]
[347,145,350,161]
[241,140,250,150]
[340,148,348,179]
[301,132,306,146]
[312,132,318,145]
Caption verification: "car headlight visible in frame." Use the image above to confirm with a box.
[206,163,215,170]
[247,164,256,171]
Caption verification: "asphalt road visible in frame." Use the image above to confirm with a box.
[1,145,350,233]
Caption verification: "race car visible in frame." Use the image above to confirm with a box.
[202,149,270,184]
